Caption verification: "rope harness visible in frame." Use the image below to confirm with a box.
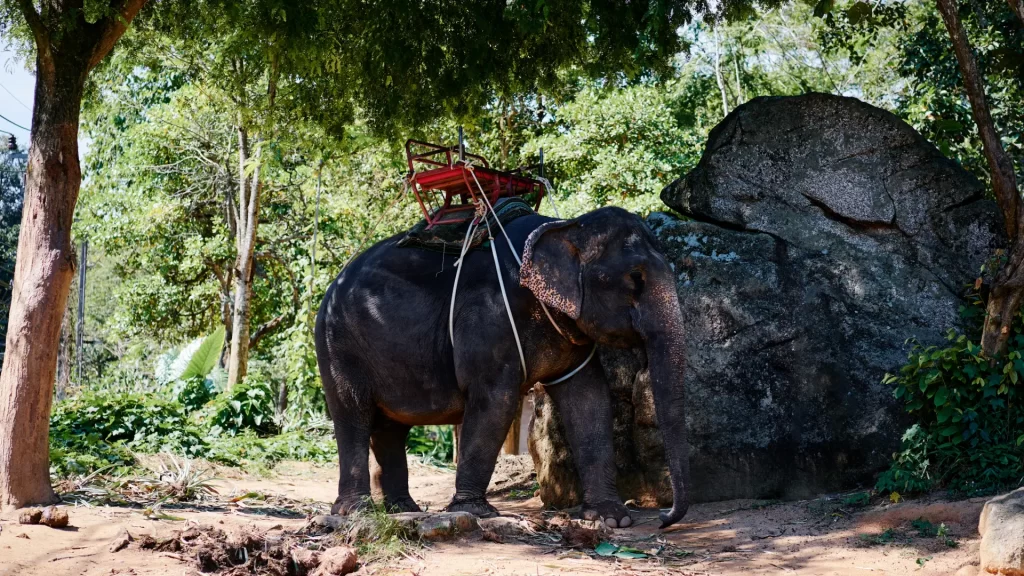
[448,161,596,387]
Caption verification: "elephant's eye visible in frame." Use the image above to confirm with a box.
[629,269,645,300]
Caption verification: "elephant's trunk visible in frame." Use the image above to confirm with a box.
[637,267,691,529]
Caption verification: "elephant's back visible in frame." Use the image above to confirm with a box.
[315,232,457,378]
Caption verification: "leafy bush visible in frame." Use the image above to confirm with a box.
[204,430,335,468]
[206,379,278,437]
[407,425,455,465]
[176,376,216,412]
[878,328,1024,496]
[50,391,206,476]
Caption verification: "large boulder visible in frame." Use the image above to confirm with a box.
[529,93,1004,506]
[979,488,1024,575]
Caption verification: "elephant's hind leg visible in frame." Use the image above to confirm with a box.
[321,350,375,515]
[445,374,520,518]
[371,418,420,513]
[330,415,373,515]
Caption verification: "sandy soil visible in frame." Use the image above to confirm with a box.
[0,457,985,576]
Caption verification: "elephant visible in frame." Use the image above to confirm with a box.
[314,205,690,529]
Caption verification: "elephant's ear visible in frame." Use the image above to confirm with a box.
[521,220,582,319]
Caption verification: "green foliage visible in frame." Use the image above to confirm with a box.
[48,387,335,477]
[176,377,217,412]
[910,517,940,537]
[206,379,279,437]
[878,325,1024,496]
[49,391,205,476]
[406,426,455,466]
[159,327,226,384]
[523,84,703,216]
[0,149,24,361]
[203,430,336,469]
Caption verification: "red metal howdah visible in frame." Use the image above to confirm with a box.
[405,139,545,228]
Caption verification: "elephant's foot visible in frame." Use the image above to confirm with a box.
[445,496,499,518]
[331,495,373,515]
[582,500,632,528]
[384,495,422,513]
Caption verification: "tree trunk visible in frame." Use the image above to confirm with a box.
[0,55,89,509]
[0,0,147,510]
[502,398,523,455]
[1009,0,1024,26]
[227,126,262,388]
[936,0,1024,357]
[712,27,730,117]
[732,47,745,104]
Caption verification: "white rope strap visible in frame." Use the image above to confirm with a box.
[468,167,566,338]
[449,217,480,344]
[541,344,597,386]
[537,176,561,219]
[484,216,529,380]
[450,161,591,386]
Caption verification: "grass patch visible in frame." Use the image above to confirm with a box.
[340,501,420,564]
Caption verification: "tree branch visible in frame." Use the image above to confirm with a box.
[247,251,299,351]
[16,0,52,72]
[936,0,1021,239]
[87,0,148,71]
[1008,0,1024,26]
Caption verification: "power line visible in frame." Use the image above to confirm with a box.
[0,112,29,132]
[0,81,30,111]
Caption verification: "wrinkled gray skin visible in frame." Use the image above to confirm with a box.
[314,207,690,528]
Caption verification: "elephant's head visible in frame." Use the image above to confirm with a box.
[520,207,690,528]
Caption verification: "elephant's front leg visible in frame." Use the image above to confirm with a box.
[544,359,631,528]
[445,376,520,518]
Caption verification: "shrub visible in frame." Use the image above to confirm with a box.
[878,328,1024,496]
[406,425,455,465]
[176,376,216,412]
[204,430,336,468]
[50,391,206,476]
[206,379,278,437]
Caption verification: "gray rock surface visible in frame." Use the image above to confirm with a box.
[529,93,1005,506]
[979,488,1024,575]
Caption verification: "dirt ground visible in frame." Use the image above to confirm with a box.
[0,457,985,576]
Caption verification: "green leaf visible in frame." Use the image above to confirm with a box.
[167,327,226,382]
[936,405,954,423]
[934,386,948,406]
[595,542,618,556]
[846,1,872,24]
[939,426,960,437]
[813,0,835,17]
[933,119,963,132]
[615,546,649,559]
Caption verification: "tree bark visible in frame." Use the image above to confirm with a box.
[936,0,1024,357]
[0,0,148,512]
[227,126,262,388]
[0,57,86,509]
[1008,0,1024,27]
[502,398,523,455]
[712,27,730,117]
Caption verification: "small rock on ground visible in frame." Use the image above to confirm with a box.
[393,511,480,541]
[40,506,69,528]
[311,546,358,576]
[108,527,133,553]
[18,509,41,525]
[292,547,320,572]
